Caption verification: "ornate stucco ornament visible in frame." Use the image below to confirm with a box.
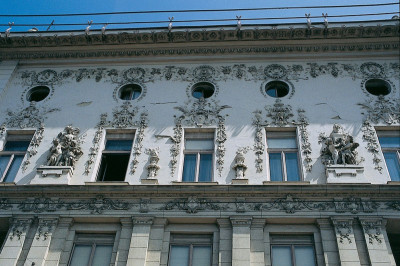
[162,196,227,214]
[4,102,59,129]
[332,219,353,244]
[253,100,312,172]
[18,198,64,213]
[319,124,363,166]
[358,95,400,173]
[170,98,230,176]
[21,124,45,172]
[67,195,131,214]
[46,126,84,169]
[9,218,33,240]
[84,102,148,175]
[36,218,58,241]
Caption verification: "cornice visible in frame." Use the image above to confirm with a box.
[0,24,398,60]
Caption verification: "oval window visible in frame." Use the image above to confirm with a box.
[119,84,142,100]
[27,86,50,102]
[192,82,215,99]
[365,79,391,96]
[265,81,289,98]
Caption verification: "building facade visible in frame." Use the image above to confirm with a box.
[0,19,399,266]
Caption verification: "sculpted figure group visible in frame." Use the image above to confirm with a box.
[47,126,83,168]
[320,124,361,165]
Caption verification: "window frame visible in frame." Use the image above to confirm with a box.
[377,129,400,181]
[96,131,134,182]
[67,233,115,266]
[266,129,302,182]
[270,235,317,266]
[0,133,33,183]
[182,130,215,182]
[168,234,213,266]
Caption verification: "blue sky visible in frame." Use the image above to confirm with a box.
[0,0,398,32]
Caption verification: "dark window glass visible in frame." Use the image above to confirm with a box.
[192,82,215,99]
[27,86,50,102]
[365,79,391,96]
[119,84,142,100]
[265,81,289,98]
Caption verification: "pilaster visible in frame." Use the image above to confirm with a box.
[359,218,394,266]
[146,218,168,266]
[44,217,73,266]
[317,218,340,266]
[250,218,265,266]
[126,217,153,266]
[230,217,252,266]
[0,60,18,101]
[24,217,58,266]
[115,218,133,266]
[331,217,361,266]
[217,218,232,266]
[0,218,33,266]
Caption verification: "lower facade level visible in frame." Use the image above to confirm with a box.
[0,184,399,266]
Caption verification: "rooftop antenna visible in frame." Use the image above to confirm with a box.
[101,24,108,35]
[305,14,311,29]
[85,20,93,35]
[322,13,328,29]
[46,20,55,31]
[236,16,242,31]
[5,22,14,37]
[168,17,174,32]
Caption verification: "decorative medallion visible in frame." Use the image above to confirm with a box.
[162,196,227,214]
[360,62,385,77]
[264,64,287,79]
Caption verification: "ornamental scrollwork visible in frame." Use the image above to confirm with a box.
[361,121,383,172]
[84,102,148,175]
[359,96,400,125]
[170,98,230,176]
[252,195,334,214]
[253,100,312,172]
[334,197,378,214]
[18,198,64,213]
[67,195,131,214]
[0,199,12,210]
[306,63,340,78]
[4,102,59,129]
[21,124,45,172]
[162,196,227,214]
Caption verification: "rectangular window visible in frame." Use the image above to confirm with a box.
[168,234,212,266]
[97,132,134,182]
[182,131,214,182]
[271,235,316,266]
[0,133,32,183]
[68,234,115,266]
[266,131,300,181]
[378,131,400,181]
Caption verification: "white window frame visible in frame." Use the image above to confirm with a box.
[96,131,135,182]
[182,130,215,182]
[266,129,302,181]
[377,129,400,180]
[0,132,33,182]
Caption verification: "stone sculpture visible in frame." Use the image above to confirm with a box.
[46,126,83,168]
[319,124,361,165]
[232,148,249,179]
[146,149,160,178]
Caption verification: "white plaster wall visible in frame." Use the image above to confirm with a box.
[0,58,398,185]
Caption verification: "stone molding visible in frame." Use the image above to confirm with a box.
[1,24,398,60]
[132,217,154,226]
[230,217,252,227]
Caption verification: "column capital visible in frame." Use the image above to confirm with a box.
[36,217,58,241]
[331,217,354,245]
[9,217,33,240]
[359,217,386,245]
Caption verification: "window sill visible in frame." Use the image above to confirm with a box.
[263,181,310,185]
[171,181,219,185]
[387,181,400,185]
[85,181,129,185]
